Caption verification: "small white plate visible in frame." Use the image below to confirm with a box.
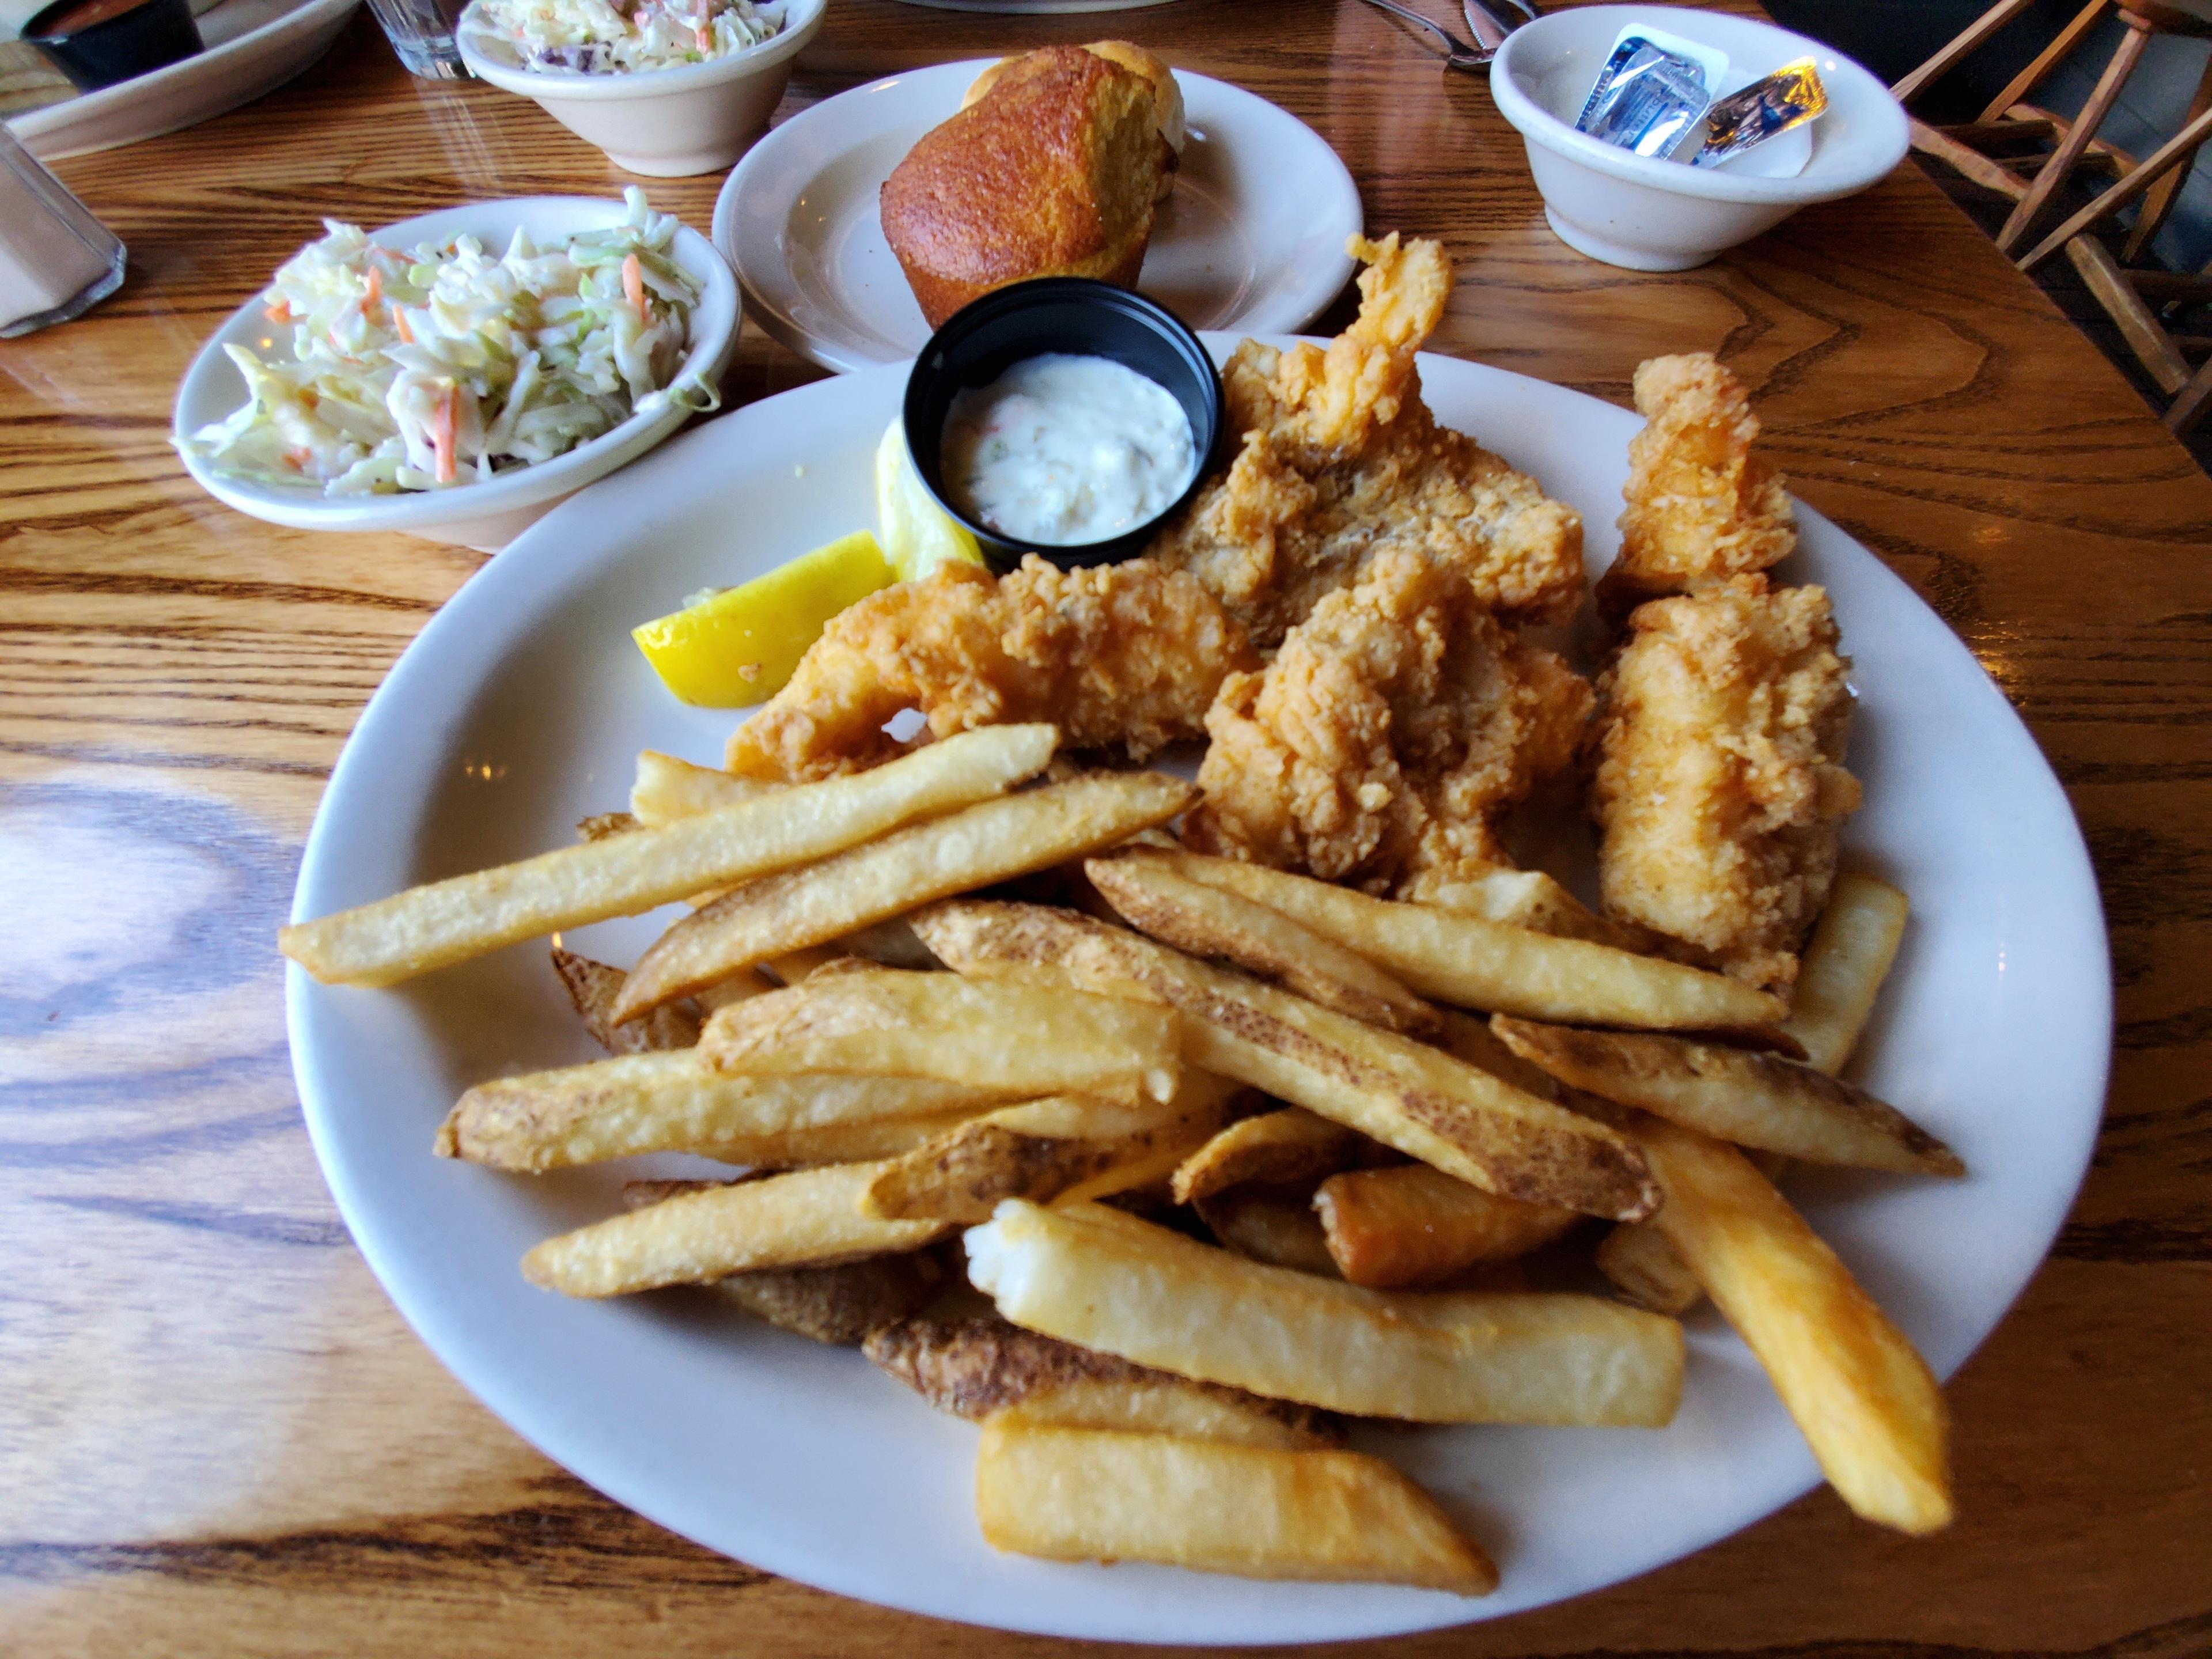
[287,342,2109,1643]
[172,195,740,551]
[6,0,356,160]
[713,59,1361,372]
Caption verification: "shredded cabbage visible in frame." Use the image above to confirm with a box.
[182,188,716,497]
[475,0,783,73]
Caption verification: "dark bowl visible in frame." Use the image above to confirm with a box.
[24,0,202,91]
[901,278,1225,573]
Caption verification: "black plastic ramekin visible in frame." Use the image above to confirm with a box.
[901,278,1225,573]
[24,0,203,92]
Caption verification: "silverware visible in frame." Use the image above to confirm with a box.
[1354,0,1530,71]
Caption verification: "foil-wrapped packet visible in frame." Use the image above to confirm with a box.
[1694,57,1828,167]
[1575,35,1712,160]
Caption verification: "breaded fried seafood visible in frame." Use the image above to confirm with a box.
[1606,353,1795,608]
[1188,546,1592,892]
[725,556,1256,781]
[1589,573,1859,995]
[1147,233,1585,646]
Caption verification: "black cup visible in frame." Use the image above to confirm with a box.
[902,278,1225,573]
[24,0,203,92]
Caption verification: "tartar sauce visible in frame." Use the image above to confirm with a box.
[941,354,1196,546]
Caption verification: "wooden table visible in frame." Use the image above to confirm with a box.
[3,1,2207,1653]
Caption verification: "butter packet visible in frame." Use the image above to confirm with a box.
[1575,26,1726,161]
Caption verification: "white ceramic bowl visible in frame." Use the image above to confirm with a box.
[173,196,740,552]
[1490,5,1908,271]
[456,0,824,177]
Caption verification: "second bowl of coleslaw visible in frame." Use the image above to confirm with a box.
[455,0,824,177]
[172,193,740,551]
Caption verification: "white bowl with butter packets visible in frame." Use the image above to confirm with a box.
[455,0,824,177]
[1490,5,1907,272]
[172,194,739,552]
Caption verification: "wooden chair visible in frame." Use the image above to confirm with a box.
[1896,0,2212,422]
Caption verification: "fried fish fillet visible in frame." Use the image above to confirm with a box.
[1607,353,1795,606]
[1147,233,1585,646]
[1590,574,1859,995]
[724,555,1256,781]
[1188,547,1592,892]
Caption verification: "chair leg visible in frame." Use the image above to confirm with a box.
[2066,234,2192,392]
[2018,101,2212,270]
[1892,0,2039,104]
[1997,17,2152,254]
[2124,47,2212,262]
[2165,353,2212,435]
[1978,0,2112,123]
[1912,116,2033,196]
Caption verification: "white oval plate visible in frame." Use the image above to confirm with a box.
[6,0,355,160]
[287,343,2109,1645]
[172,196,741,551]
[712,60,1362,372]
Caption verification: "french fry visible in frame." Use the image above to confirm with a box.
[434,1051,1010,1172]
[1313,1165,1580,1289]
[1397,856,1651,952]
[1135,851,1785,1031]
[864,1078,1238,1224]
[964,1199,1685,1425]
[612,770,1197,1020]
[1629,1113,1954,1533]
[1195,1189,1339,1277]
[1089,854,1440,1036]
[281,724,1056,987]
[1491,1016,1963,1176]
[575,811,639,842]
[1594,1221,1704,1316]
[623,1181,943,1343]
[975,1420,1498,1594]
[551,947,703,1054]
[1779,871,1911,1076]
[864,1315,1338,1449]
[1594,875,1916,1312]
[699,970,1181,1103]
[1171,1108,1362,1206]
[631,749,773,827]
[522,1161,954,1296]
[911,901,1658,1220]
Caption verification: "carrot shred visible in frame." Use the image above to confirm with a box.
[429,385,457,485]
[365,267,383,313]
[265,299,292,324]
[622,252,646,321]
[393,306,415,344]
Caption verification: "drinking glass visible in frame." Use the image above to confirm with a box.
[365,0,469,79]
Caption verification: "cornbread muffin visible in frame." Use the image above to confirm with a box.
[882,45,1171,328]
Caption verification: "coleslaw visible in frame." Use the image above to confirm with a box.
[183,189,714,497]
[470,0,785,73]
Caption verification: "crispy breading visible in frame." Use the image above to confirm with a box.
[724,556,1256,781]
[1147,234,1585,645]
[1609,354,1795,603]
[1187,547,1592,892]
[1590,575,1860,994]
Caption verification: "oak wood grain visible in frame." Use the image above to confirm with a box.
[2,1,2207,1653]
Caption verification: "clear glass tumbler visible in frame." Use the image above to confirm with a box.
[0,124,126,339]
[365,0,470,79]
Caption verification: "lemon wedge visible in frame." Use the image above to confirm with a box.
[876,418,985,581]
[631,529,894,706]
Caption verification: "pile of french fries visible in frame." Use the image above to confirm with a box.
[283,724,1959,1592]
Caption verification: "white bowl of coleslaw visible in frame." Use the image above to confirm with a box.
[172,193,740,552]
[455,0,824,177]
